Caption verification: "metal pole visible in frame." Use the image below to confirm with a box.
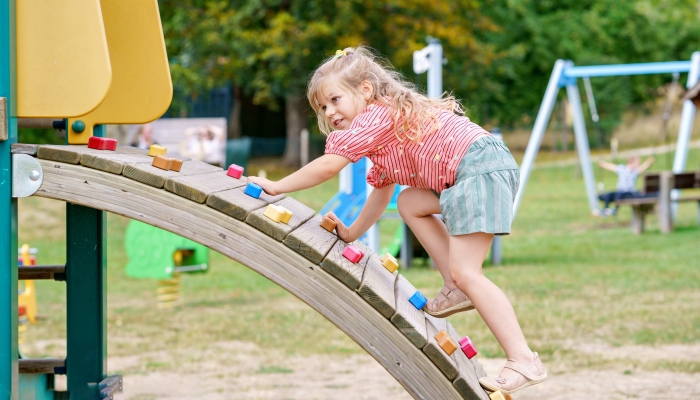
[365,158,380,252]
[566,76,599,212]
[513,59,567,216]
[396,38,443,265]
[300,128,309,167]
[66,125,106,398]
[673,52,700,174]
[0,0,19,397]
[490,236,502,265]
[427,38,443,98]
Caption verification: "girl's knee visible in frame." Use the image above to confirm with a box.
[397,188,417,217]
[450,267,483,289]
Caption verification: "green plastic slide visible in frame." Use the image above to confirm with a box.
[125,220,209,280]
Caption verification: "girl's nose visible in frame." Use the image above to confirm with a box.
[325,106,335,118]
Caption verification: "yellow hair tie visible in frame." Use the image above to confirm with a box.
[334,49,347,59]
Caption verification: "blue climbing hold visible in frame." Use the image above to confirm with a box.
[408,291,427,310]
[244,182,263,199]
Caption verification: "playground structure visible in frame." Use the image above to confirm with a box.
[1,1,491,399]
[125,220,210,308]
[515,55,700,217]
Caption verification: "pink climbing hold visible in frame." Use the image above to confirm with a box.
[459,336,478,359]
[342,245,364,263]
[227,164,244,179]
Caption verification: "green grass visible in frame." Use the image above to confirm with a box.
[17,148,700,375]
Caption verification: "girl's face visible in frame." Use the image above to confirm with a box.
[319,81,373,131]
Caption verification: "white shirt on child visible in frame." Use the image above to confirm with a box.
[616,164,638,192]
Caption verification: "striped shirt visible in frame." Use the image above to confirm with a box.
[325,102,489,193]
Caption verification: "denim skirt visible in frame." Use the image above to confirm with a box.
[438,136,520,236]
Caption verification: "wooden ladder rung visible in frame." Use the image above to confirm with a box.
[19,358,65,374]
[18,265,66,281]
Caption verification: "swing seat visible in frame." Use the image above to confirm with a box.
[614,171,700,234]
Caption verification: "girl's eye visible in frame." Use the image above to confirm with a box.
[332,97,339,103]
[322,106,326,111]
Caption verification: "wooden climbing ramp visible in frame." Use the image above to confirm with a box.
[13,144,491,400]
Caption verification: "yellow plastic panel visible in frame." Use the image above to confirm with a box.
[17,0,112,117]
[68,0,173,143]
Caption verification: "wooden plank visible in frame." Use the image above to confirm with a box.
[164,171,245,203]
[615,197,657,205]
[11,143,39,156]
[357,252,397,319]
[320,240,371,290]
[37,144,150,165]
[658,171,674,233]
[18,265,65,280]
[283,214,339,264]
[245,197,315,241]
[34,159,464,400]
[678,195,700,202]
[207,186,285,220]
[80,152,154,174]
[424,314,459,380]
[124,160,221,189]
[390,274,428,349]
[447,323,490,400]
[19,358,65,374]
[37,145,101,164]
[0,97,6,141]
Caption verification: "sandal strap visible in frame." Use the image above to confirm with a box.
[440,287,452,297]
[502,358,540,381]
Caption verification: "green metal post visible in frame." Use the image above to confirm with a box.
[66,125,106,399]
[0,0,19,398]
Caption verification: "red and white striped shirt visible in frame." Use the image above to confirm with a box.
[325,102,489,193]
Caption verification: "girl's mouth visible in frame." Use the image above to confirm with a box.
[333,118,343,127]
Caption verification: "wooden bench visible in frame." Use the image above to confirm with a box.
[616,171,700,234]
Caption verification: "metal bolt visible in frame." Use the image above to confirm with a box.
[71,120,85,133]
[29,170,40,181]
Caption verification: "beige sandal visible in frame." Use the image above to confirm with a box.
[479,352,547,394]
[423,286,474,318]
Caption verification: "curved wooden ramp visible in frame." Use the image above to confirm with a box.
[17,144,490,400]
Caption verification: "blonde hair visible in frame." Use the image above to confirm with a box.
[307,46,464,141]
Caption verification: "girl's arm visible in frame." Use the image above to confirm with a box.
[248,154,351,195]
[326,183,396,242]
[598,160,618,173]
[635,156,655,174]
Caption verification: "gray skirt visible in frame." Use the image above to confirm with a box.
[438,136,520,236]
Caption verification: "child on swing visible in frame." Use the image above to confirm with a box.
[247,46,546,394]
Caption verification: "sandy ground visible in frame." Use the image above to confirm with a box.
[50,340,694,400]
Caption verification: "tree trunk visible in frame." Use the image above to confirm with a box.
[227,86,242,139]
[282,93,308,167]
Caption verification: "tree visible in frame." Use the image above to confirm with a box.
[159,0,495,166]
[471,0,700,134]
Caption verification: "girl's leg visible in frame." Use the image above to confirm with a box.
[397,187,453,288]
[449,232,535,379]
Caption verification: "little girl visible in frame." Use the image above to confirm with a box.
[248,46,547,394]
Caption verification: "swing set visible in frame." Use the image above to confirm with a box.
[583,71,680,193]
[515,53,700,216]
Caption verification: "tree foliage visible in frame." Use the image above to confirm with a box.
[473,0,700,131]
[160,0,492,110]
[159,0,700,136]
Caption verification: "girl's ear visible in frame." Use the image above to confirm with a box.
[360,80,374,102]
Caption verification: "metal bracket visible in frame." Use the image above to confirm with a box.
[12,154,43,198]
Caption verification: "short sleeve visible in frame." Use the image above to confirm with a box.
[366,164,393,189]
[325,104,394,162]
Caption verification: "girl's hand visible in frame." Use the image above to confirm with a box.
[247,176,281,196]
[324,212,355,242]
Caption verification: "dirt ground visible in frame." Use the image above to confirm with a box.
[34,339,700,400]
